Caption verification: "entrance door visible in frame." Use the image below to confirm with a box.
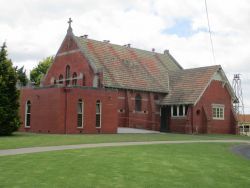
[160,106,170,132]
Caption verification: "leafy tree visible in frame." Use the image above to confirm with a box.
[0,43,20,135]
[16,66,28,86]
[30,56,53,86]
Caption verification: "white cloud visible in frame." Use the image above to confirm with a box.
[1,0,250,112]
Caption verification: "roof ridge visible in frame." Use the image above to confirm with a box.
[169,65,221,73]
[184,65,221,71]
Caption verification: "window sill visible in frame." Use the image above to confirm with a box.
[212,118,224,120]
[171,116,187,119]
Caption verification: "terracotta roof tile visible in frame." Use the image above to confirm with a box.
[160,65,221,105]
[238,115,250,123]
[75,36,182,93]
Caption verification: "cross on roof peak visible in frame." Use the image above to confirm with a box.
[67,18,73,34]
[68,18,72,27]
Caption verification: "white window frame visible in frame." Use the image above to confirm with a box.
[77,99,84,128]
[96,100,102,128]
[25,101,31,128]
[171,105,187,117]
[212,104,224,120]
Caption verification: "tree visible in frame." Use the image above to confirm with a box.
[30,56,53,86]
[0,43,20,135]
[16,66,28,86]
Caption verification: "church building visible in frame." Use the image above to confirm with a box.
[19,19,238,134]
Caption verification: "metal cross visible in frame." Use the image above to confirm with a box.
[68,18,72,27]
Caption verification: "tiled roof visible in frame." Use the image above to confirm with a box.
[75,36,182,93]
[161,65,221,105]
[238,114,250,123]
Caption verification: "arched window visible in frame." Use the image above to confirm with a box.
[65,65,70,86]
[25,101,31,127]
[59,74,63,84]
[72,72,77,86]
[77,99,84,128]
[96,100,101,128]
[82,74,86,86]
[135,94,142,112]
[54,78,57,85]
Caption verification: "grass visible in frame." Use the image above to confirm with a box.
[0,143,249,188]
[0,132,249,150]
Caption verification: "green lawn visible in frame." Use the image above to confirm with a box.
[0,132,249,150]
[0,143,249,188]
[1,132,250,150]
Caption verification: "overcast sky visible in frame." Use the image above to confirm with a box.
[1,0,250,113]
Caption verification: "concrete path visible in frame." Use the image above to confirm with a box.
[118,127,160,133]
[231,144,250,159]
[0,140,250,156]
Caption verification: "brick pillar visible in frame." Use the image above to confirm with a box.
[185,106,193,134]
[125,90,133,127]
[148,93,156,130]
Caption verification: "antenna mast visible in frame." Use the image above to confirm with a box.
[232,74,245,117]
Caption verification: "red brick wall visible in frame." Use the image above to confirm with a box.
[19,87,65,133]
[169,117,187,133]
[117,90,161,130]
[192,80,235,134]
[19,87,118,134]
[43,35,95,87]
[168,80,236,134]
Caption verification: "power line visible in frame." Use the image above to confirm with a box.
[205,0,216,64]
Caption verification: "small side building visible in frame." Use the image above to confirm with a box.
[237,115,250,135]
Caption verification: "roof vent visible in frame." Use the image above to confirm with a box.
[164,49,169,54]
[152,48,155,52]
[103,40,110,43]
[124,44,131,48]
[81,34,88,38]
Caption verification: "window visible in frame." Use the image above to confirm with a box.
[171,105,188,117]
[172,105,177,116]
[82,74,86,86]
[135,94,142,112]
[77,99,84,128]
[59,74,63,84]
[179,105,183,116]
[212,104,224,120]
[72,72,77,85]
[96,100,101,128]
[66,65,70,86]
[25,101,31,127]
